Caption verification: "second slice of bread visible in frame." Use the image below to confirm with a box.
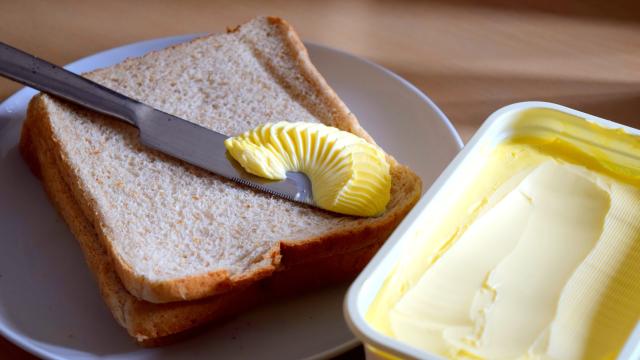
[23,16,422,304]
[20,113,383,343]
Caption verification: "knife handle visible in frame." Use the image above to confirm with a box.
[0,42,140,127]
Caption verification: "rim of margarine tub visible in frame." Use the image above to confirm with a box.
[344,101,640,360]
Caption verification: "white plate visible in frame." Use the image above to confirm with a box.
[0,35,462,360]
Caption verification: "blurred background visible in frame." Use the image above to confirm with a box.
[1,0,639,358]
[2,0,640,141]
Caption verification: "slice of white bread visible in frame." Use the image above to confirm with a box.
[21,116,383,343]
[20,16,422,304]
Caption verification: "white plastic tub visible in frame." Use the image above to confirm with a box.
[344,101,640,360]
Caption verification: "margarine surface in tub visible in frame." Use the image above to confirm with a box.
[361,105,640,359]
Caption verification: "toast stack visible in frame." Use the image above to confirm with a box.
[20,16,422,344]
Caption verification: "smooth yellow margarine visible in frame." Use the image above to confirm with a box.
[367,109,640,359]
[224,122,391,217]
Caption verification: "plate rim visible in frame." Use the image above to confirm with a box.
[0,34,462,360]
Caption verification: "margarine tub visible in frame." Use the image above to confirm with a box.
[345,102,640,360]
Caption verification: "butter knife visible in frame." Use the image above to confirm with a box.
[0,42,314,206]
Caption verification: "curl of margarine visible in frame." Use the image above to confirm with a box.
[224,122,391,217]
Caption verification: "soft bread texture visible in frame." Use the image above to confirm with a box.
[21,111,384,343]
[20,16,422,304]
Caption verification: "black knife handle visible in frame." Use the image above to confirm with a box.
[0,42,140,127]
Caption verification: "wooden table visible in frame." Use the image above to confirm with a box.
[1,1,639,358]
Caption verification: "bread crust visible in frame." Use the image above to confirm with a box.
[20,16,422,304]
[20,111,384,343]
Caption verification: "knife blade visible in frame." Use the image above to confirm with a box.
[0,42,314,206]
